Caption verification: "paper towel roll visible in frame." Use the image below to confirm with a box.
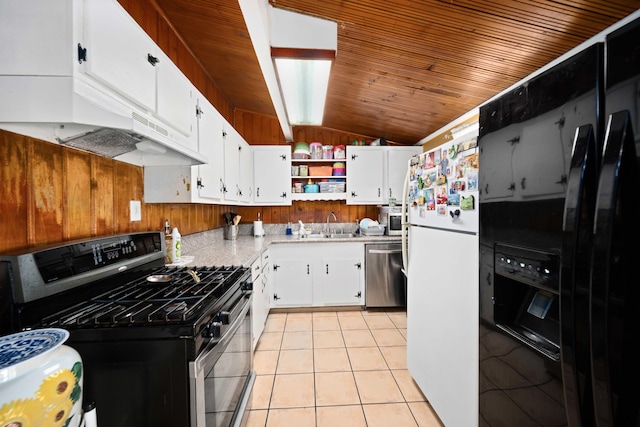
[253,220,264,237]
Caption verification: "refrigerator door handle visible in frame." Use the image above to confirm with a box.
[560,124,598,426]
[591,110,640,426]
[401,165,410,277]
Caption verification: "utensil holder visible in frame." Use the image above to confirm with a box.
[224,225,238,240]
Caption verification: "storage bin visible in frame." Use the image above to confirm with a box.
[310,142,323,159]
[322,145,334,159]
[361,224,386,236]
[320,182,346,193]
[309,165,332,176]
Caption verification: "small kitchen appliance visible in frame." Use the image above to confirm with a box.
[0,232,254,427]
[378,205,403,235]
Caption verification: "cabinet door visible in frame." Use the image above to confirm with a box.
[251,258,264,350]
[254,147,291,204]
[197,97,225,200]
[313,256,363,306]
[272,258,313,306]
[223,125,241,202]
[386,147,422,203]
[238,139,253,203]
[84,0,156,111]
[156,50,195,139]
[346,147,385,204]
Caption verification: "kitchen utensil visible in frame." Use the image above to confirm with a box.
[186,269,201,284]
[233,215,241,225]
[224,225,238,240]
[223,212,233,225]
[146,274,173,283]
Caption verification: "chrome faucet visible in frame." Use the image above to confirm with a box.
[326,212,337,233]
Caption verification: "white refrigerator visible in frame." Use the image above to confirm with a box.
[402,132,479,427]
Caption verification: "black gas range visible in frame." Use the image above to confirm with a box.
[0,232,254,427]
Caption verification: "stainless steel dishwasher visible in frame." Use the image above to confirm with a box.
[365,243,406,308]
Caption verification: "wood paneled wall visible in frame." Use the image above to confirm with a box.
[0,130,236,253]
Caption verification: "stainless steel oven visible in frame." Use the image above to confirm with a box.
[190,290,253,427]
[0,232,254,427]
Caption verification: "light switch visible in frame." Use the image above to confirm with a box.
[130,200,142,222]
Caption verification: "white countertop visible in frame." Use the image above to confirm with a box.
[177,231,402,268]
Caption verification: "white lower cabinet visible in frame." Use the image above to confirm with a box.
[271,243,364,308]
[251,249,271,350]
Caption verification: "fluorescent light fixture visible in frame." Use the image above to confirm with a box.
[273,49,333,125]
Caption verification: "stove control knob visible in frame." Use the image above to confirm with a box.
[207,321,222,338]
[219,311,230,324]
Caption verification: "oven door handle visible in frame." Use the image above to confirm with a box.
[192,293,251,373]
[189,293,252,427]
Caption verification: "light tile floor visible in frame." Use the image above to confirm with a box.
[242,309,444,427]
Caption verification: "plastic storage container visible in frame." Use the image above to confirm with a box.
[333,145,346,159]
[322,145,334,159]
[310,142,323,159]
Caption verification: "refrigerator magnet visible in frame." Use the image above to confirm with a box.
[437,204,447,216]
[436,186,447,204]
[424,152,435,169]
[467,172,478,191]
[425,172,436,188]
[461,195,475,210]
[425,189,435,210]
[448,194,460,206]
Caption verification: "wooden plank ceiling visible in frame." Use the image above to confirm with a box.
[154,0,639,145]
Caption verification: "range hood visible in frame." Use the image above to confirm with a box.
[0,75,207,167]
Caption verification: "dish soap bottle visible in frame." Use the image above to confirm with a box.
[171,227,182,263]
[164,219,173,263]
[355,219,360,235]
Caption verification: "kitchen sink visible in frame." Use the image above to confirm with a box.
[328,233,357,238]
[300,233,358,239]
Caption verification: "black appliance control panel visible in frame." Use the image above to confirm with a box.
[33,232,163,283]
[494,243,559,292]
[0,232,164,304]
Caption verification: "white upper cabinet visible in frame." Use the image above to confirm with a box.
[346,146,385,204]
[83,0,157,112]
[144,94,224,203]
[156,50,196,141]
[238,138,254,203]
[385,146,422,203]
[196,97,225,201]
[347,146,422,205]
[223,126,241,202]
[253,146,292,205]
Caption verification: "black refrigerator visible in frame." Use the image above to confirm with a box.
[478,15,640,427]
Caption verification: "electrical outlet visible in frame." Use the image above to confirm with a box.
[130,200,141,222]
